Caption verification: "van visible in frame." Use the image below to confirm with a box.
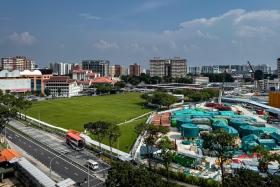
[87,159,99,170]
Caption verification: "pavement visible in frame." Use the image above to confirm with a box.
[6,121,107,187]
[8,120,110,172]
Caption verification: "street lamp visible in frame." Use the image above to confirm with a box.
[49,152,68,177]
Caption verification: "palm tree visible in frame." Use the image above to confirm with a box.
[107,123,121,159]
[157,136,175,185]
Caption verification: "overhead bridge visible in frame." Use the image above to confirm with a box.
[222,97,280,116]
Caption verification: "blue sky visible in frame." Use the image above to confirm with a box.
[1,0,280,68]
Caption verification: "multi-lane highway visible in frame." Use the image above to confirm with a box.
[6,127,104,187]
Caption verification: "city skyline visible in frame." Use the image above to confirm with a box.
[1,0,280,68]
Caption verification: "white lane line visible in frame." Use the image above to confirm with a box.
[64,166,69,170]
[6,127,102,181]
[74,172,78,176]
[55,161,60,165]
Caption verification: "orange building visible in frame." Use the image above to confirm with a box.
[269,92,280,108]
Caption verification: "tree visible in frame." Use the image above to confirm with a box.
[157,136,175,185]
[44,88,51,96]
[254,70,264,80]
[107,123,121,159]
[84,121,110,154]
[106,161,165,187]
[144,125,169,169]
[17,96,32,120]
[135,122,148,136]
[142,92,178,109]
[224,169,265,187]
[114,81,126,89]
[253,145,280,173]
[0,92,31,133]
[201,129,237,186]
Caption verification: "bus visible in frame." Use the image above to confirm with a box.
[66,130,85,151]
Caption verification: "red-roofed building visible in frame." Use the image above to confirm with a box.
[91,76,114,85]
[45,76,82,97]
[0,149,21,163]
[72,65,100,81]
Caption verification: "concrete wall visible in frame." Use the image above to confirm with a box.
[0,79,31,92]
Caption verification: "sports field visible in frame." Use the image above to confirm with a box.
[26,93,151,152]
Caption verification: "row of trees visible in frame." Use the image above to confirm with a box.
[120,74,193,86]
[106,161,168,187]
[202,73,234,82]
[173,88,219,102]
[0,91,32,132]
[135,123,177,184]
[84,121,121,159]
[141,92,178,108]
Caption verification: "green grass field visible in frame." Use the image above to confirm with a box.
[91,117,147,152]
[26,93,151,152]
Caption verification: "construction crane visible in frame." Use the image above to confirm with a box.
[218,69,226,104]
[247,61,262,93]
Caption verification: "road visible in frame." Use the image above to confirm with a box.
[5,127,104,187]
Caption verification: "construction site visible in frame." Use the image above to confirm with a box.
[135,100,280,180]
[134,61,280,181]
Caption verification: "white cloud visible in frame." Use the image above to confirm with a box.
[236,25,275,38]
[234,10,280,24]
[8,32,37,46]
[79,13,100,20]
[93,40,119,49]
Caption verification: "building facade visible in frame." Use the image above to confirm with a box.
[49,62,73,75]
[150,57,187,78]
[188,66,201,75]
[82,60,109,76]
[1,56,35,71]
[20,69,52,96]
[45,76,81,97]
[109,65,115,77]
[0,70,31,93]
[129,63,141,76]
[201,66,213,74]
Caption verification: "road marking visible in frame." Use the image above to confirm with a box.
[64,166,69,170]
[74,172,78,176]
[40,152,44,155]
[48,156,51,159]
[55,161,60,165]
[6,127,102,181]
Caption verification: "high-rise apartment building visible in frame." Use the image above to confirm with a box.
[0,56,35,71]
[49,62,73,75]
[109,65,115,77]
[129,63,141,76]
[82,60,109,76]
[150,57,187,78]
[254,64,271,74]
[114,65,121,77]
[277,58,280,78]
